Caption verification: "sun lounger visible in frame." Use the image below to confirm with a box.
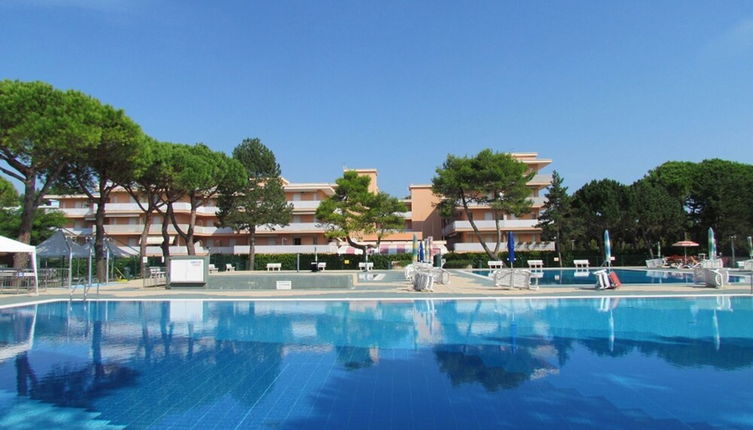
[225,263,235,272]
[493,269,532,289]
[700,259,723,269]
[645,258,665,269]
[594,269,620,290]
[412,271,435,291]
[358,262,374,272]
[487,260,504,269]
[744,260,753,270]
[527,259,544,271]
[573,259,590,269]
[317,262,326,271]
[208,264,218,273]
[693,268,728,288]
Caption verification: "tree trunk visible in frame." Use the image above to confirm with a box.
[160,209,171,260]
[463,201,502,263]
[13,176,37,269]
[94,194,107,282]
[185,205,197,255]
[249,226,256,271]
[139,211,153,278]
[167,200,196,255]
[94,187,108,282]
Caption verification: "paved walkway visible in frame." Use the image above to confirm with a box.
[2,269,751,308]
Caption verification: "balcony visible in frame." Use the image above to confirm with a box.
[256,223,327,233]
[58,208,92,217]
[290,200,321,210]
[95,222,325,236]
[455,196,546,209]
[528,174,553,185]
[452,241,555,253]
[101,224,234,235]
[443,219,539,236]
[232,244,338,255]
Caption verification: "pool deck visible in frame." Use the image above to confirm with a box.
[1,268,752,308]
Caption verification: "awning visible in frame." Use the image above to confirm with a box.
[337,245,364,255]
[377,243,412,255]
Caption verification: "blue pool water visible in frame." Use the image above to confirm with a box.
[471,268,750,286]
[1,297,752,429]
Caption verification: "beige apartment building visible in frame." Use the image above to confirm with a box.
[45,153,553,256]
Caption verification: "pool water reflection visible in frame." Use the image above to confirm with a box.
[1,297,752,429]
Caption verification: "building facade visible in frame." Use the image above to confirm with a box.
[45,153,553,256]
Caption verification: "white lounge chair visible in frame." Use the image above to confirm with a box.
[225,263,235,272]
[693,268,728,288]
[266,263,282,271]
[208,264,218,273]
[317,262,326,271]
[527,259,544,271]
[358,262,374,272]
[488,261,504,270]
[493,269,533,289]
[573,259,590,269]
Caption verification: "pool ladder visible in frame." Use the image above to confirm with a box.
[69,280,100,301]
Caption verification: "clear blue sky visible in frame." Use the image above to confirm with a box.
[2,0,752,196]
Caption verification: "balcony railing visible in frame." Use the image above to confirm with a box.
[528,173,553,185]
[290,200,321,210]
[232,244,338,255]
[459,197,546,208]
[443,219,539,236]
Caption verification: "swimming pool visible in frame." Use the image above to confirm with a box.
[469,268,751,286]
[1,297,751,429]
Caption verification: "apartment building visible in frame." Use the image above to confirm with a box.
[45,153,553,256]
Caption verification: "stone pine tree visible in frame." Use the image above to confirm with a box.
[570,179,628,251]
[0,176,19,207]
[65,104,146,281]
[432,149,533,262]
[0,80,101,268]
[165,144,243,255]
[536,170,574,266]
[315,171,406,254]
[123,138,172,276]
[217,138,292,270]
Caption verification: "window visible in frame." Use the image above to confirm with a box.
[293,238,301,245]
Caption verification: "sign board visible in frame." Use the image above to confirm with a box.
[168,256,209,287]
[276,280,292,290]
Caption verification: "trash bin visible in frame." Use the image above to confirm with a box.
[433,254,443,268]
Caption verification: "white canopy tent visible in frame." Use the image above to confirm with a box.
[0,235,39,295]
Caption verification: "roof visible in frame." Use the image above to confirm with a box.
[0,235,36,254]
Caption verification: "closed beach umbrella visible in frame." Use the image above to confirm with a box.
[418,241,424,263]
[748,236,752,259]
[604,230,612,267]
[412,234,418,262]
[708,228,717,260]
[507,231,516,266]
